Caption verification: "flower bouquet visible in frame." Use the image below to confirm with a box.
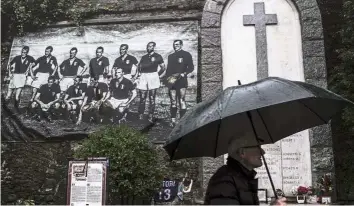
[291,185,311,204]
[297,186,309,195]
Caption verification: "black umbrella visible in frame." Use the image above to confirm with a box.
[163,77,353,199]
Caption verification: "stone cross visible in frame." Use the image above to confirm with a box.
[243,2,278,80]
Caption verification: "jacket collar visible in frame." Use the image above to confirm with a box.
[227,157,257,179]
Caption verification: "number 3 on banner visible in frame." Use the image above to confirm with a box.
[159,189,171,201]
[164,189,171,200]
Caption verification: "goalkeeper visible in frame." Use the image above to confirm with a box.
[163,40,194,127]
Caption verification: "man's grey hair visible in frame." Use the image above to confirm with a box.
[227,136,259,160]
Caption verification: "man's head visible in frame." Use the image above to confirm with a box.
[233,146,265,169]
[47,76,55,87]
[115,68,124,79]
[74,76,83,86]
[70,47,78,59]
[173,40,183,51]
[120,44,128,56]
[228,137,265,170]
[96,46,104,58]
[21,46,29,57]
[146,42,156,53]
[45,46,53,57]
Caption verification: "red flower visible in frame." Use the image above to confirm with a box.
[297,186,309,195]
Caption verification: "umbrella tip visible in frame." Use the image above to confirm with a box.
[238,80,242,86]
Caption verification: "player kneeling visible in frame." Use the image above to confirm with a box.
[76,77,109,125]
[104,68,137,124]
[30,76,61,122]
[63,76,87,123]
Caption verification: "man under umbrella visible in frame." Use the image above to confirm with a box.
[163,77,353,205]
[204,138,286,205]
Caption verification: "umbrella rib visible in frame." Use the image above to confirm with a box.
[256,109,275,143]
[299,100,328,124]
[170,138,182,161]
[214,120,222,157]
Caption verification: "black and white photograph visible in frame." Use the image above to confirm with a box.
[2,21,198,142]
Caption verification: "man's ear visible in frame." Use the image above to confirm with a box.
[238,148,245,157]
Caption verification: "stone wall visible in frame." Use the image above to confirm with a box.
[317,0,354,203]
[1,142,72,205]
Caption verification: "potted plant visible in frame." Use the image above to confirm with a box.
[306,186,318,204]
[296,186,309,204]
[317,173,333,204]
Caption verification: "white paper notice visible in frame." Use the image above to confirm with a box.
[69,162,105,206]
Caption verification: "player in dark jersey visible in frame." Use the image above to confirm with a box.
[165,40,194,126]
[104,68,137,124]
[30,46,58,102]
[58,47,87,92]
[5,46,36,111]
[29,76,61,122]
[136,42,165,122]
[76,77,109,125]
[112,44,138,82]
[63,76,87,122]
[89,46,110,83]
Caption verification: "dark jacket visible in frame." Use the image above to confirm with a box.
[204,157,260,205]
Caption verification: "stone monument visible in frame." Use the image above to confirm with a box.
[200,0,333,199]
[221,0,312,196]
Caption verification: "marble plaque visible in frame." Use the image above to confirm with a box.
[255,131,312,196]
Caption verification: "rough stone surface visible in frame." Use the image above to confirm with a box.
[203,0,224,14]
[311,147,334,171]
[305,78,327,89]
[201,81,223,100]
[301,6,322,21]
[199,157,224,196]
[94,0,205,11]
[201,28,221,47]
[201,11,221,28]
[303,40,326,57]
[201,47,222,65]
[201,64,223,82]
[303,56,327,79]
[1,142,71,205]
[302,20,324,40]
[309,124,332,147]
[293,0,318,10]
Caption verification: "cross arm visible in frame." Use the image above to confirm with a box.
[243,15,255,26]
[265,14,278,25]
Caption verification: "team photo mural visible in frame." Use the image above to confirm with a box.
[2,22,199,142]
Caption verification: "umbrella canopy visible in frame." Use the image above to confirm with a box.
[164,77,353,160]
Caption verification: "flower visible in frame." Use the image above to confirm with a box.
[317,173,333,194]
[297,186,309,195]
